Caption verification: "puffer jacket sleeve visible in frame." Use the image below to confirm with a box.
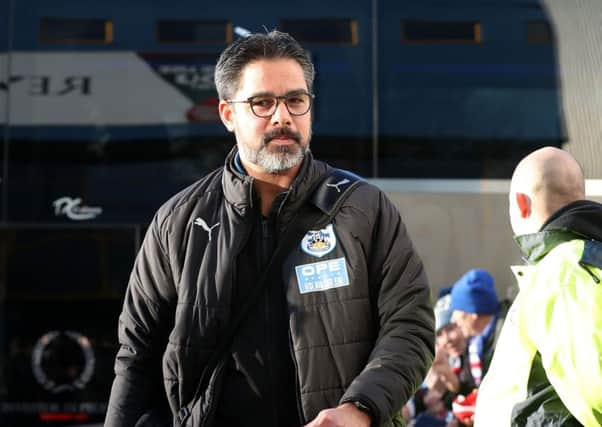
[105,211,177,426]
[340,190,435,425]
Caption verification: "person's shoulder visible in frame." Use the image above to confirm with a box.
[155,167,224,227]
[346,178,399,215]
[317,166,388,203]
[309,162,400,220]
[527,238,600,295]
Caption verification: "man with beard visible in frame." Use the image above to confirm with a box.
[474,147,602,426]
[105,31,434,427]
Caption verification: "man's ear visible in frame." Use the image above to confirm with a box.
[218,100,235,132]
[515,192,531,219]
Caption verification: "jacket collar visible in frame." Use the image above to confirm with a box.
[514,229,582,263]
[515,200,602,263]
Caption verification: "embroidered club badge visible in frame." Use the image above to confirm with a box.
[300,224,336,258]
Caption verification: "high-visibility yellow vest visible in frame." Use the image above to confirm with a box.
[475,239,602,427]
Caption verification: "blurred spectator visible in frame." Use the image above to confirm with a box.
[405,291,469,427]
[437,269,510,426]
[430,293,464,395]
[405,272,511,427]
[449,269,507,388]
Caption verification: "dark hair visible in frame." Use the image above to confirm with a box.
[214,30,315,100]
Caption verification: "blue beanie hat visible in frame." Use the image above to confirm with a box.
[450,269,499,314]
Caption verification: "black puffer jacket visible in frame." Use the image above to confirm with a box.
[105,148,435,426]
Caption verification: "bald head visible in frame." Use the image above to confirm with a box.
[509,146,585,235]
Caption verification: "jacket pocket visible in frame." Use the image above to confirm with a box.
[180,358,227,427]
[134,405,172,427]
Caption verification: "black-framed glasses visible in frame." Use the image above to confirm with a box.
[227,91,315,118]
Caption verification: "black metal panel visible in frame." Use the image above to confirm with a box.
[0,225,138,426]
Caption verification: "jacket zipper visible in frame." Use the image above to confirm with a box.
[265,291,279,426]
[261,217,280,426]
[198,208,255,426]
[276,186,293,219]
[275,189,303,424]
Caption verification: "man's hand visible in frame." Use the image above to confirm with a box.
[304,402,371,427]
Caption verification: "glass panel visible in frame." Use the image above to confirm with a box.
[379,2,565,177]
[7,136,229,224]
[157,20,232,44]
[3,6,230,421]
[0,227,136,298]
[39,17,112,44]
[0,226,137,424]
[6,49,229,223]
[280,19,358,45]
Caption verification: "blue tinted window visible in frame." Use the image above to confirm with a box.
[157,20,232,44]
[402,20,481,43]
[40,17,112,44]
[280,19,357,45]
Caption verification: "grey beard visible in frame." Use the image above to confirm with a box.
[239,143,308,174]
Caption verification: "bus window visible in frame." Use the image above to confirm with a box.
[39,17,113,44]
[157,20,232,45]
[401,20,481,44]
[280,19,358,45]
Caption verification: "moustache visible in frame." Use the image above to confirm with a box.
[263,128,302,145]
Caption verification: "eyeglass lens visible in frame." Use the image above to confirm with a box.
[249,93,312,117]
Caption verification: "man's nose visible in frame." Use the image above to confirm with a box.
[270,100,292,125]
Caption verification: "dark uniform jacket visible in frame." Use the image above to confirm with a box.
[105,148,435,427]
